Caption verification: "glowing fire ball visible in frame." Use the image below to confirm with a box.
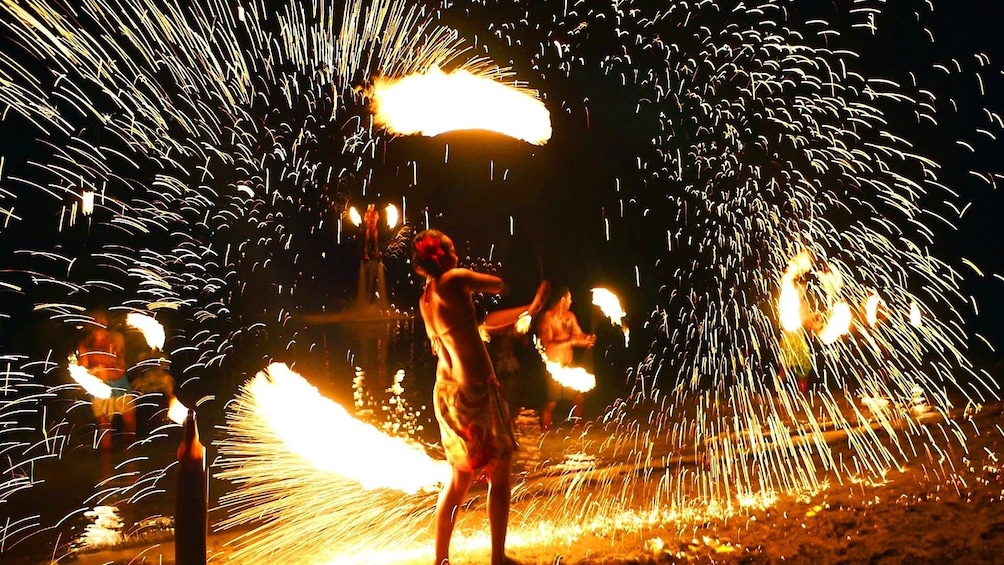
[371,65,552,145]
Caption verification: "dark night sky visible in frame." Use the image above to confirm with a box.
[0,0,1002,360]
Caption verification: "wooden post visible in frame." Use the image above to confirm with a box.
[175,409,207,565]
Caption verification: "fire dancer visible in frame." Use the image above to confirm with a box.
[538,286,596,431]
[77,310,135,450]
[412,229,547,565]
[362,203,380,260]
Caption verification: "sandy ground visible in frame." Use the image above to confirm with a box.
[35,399,1004,565]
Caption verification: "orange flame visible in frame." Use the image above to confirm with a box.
[81,190,94,216]
[126,312,165,350]
[348,206,362,227]
[371,66,552,145]
[67,356,112,399]
[249,363,448,494]
[167,397,188,424]
[542,359,596,393]
[591,287,629,346]
[779,251,812,332]
[385,203,399,229]
[865,291,884,327]
[819,302,852,344]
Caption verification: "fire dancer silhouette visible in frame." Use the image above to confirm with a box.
[77,310,135,450]
[362,203,380,260]
[412,229,547,565]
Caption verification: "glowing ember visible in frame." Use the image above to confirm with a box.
[81,190,94,216]
[909,300,922,327]
[67,356,112,399]
[243,363,447,493]
[125,312,165,350]
[371,65,552,145]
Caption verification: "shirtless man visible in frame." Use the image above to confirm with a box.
[77,310,135,450]
[538,286,596,431]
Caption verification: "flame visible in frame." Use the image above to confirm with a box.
[909,300,922,327]
[126,312,165,350]
[385,203,399,229]
[371,66,552,146]
[591,288,625,326]
[778,277,803,332]
[67,356,112,399]
[818,302,852,344]
[348,206,362,227]
[81,190,94,216]
[542,359,596,393]
[778,251,813,331]
[591,287,630,346]
[865,291,884,326]
[167,397,188,424]
[514,310,532,334]
[248,363,448,494]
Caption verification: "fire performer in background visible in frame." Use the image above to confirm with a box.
[538,286,596,431]
[412,229,547,565]
[362,203,380,260]
[77,310,135,451]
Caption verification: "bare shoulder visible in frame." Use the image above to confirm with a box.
[441,267,502,293]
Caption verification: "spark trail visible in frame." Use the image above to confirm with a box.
[455,0,1003,512]
[0,0,535,558]
[0,0,1002,562]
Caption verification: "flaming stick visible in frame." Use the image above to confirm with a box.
[125,312,186,423]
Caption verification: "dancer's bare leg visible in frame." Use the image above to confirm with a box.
[488,453,513,565]
[436,466,473,565]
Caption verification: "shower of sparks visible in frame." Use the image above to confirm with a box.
[0,0,1002,562]
[215,363,443,563]
[0,0,528,556]
[231,363,448,493]
[370,65,552,145]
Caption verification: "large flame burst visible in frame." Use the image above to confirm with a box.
[0,0,1002,562]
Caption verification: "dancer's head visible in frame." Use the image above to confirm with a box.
[412,229,456,278]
